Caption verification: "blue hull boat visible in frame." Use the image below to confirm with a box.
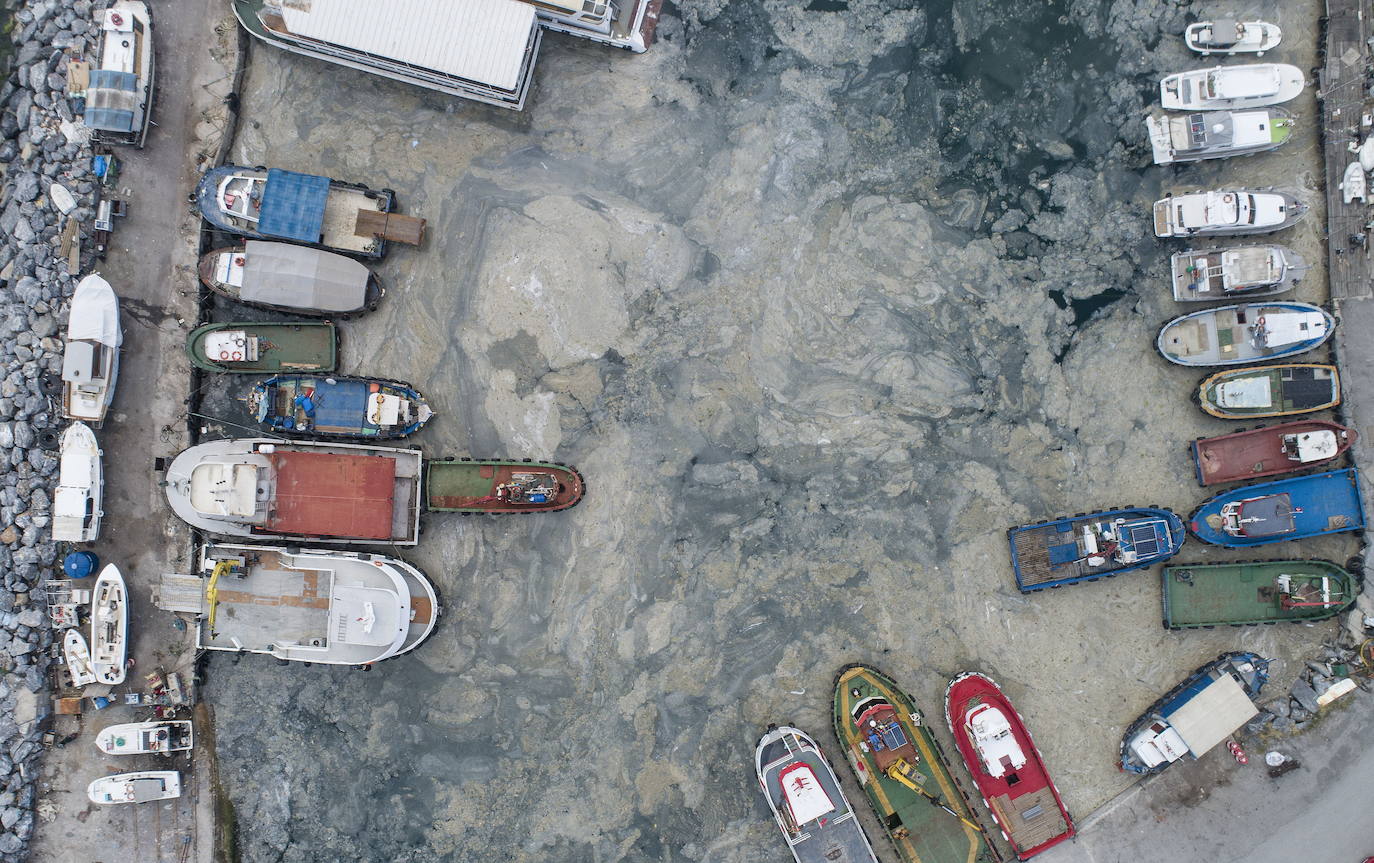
[1188,468,1365,547]
[249,375,434,440]
[1008,508,1186,592]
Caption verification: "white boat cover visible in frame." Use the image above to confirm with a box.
[1260,311,1328,348]
[1164,673,1258,758]
[968,704,1026,778]
[239,241,370,311]
[1292,430,1339,462]
[779,763,835,825]
[1216,376,1273,408]
[53,423,100,542]
[332,586,402,647]
[67,275,122,346]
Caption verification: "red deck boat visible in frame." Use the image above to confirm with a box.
[945,673,1074,860]
[1192,420,1355,486]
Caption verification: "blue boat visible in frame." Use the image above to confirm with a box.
[248,375,434,440]
[1156,302,1334,367]
[1187,467,1365,547]
[195,165,403,260]
[1007,508,1186,592]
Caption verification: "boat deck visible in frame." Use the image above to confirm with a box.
[201,551,331,653]
[1163,561,1355,627]
[1190,469,1365,546]
[261,451,401,540]
[759,744,873,863]
[321,188,385,254]
[1193,421,1346,485]
[425,461,583,512]
[1009,513,1179,590]
[990,787,1069,853]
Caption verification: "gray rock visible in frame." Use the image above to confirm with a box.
[45,74,65,95]
[9,426,32,451]
[0,808,19,830]
[1291,678,1321,713]
[0,831,21,855]
[9,222,33,246]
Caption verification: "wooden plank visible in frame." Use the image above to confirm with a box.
[354,210,426,246]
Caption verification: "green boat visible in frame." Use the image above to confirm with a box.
[833,665,1002,863]
[186,321,337,374]
[424,458,584,513]
[1162,560,1358,629]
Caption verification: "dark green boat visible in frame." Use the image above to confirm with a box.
[1162,560,1358,629]
[424,459,584,513]
[833,665,1002,863]
[186,321,337,374]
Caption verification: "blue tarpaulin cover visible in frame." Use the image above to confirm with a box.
[257,169,330,243]
[85,69,138,133]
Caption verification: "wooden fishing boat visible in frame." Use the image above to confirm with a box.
[1196,363,1340,419]
[63,630,97,688]
[61,274,122,427]
[248,375,432,439]
[1007,508,1185,592]
[198,242,384,316]
[945,673,1074,860]
[1188,468,1365,547]
[83,2,156,147]
[755,724,881,863]
[424,458,584,513]
[1156,302,1332,367]
[833,665,1001,863]
[186,321,337,374]
[1170,245,1305,302]
[1191,420,1355,485]
[52,422,103,543]
[1162,560,1357,628]
[87,771,181,805]
[96,721,194,755]
[90,564,128,685]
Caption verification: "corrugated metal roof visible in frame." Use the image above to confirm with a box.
[281,0,536,92]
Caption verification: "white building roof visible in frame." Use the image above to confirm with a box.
[281,0,537,91]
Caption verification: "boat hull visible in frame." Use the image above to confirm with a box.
[1146,108,1293,165]
[1007,508,1186,592]
[90,564,128,685]
[53,422,103,543]
[1169,245,1304,302]
[1160,64,1305,110]
[87,2,156,147]
[1186,21,1282,55]
[424,459,585,512]
[1197,363,1340,419]
[186,322,337,373]
[1152,190,1306,238]
[1156,302,1333,367]
[251,375,432,439]
[87,770,181,805]
[96,720,194,755]
[1162,560,1356,628]
[945,673,1074,860]
[63,630,97,688]
[62,274,122,427]
[1191,420,1355,485]
[198,244,384,316]
[1187,468,1366,547]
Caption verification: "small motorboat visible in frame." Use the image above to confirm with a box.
[1170,245,1305,302]
[90,564,129,685]
[186,321,337,374]
[83,1,156,147]
[52,422,103,543]
[96,721,194,755]
[1163,560,1357,628]
[424,458,585,513]
[1196,363,1340,419]
[87,771,181,805]
[1188,468,1365,547]
[1153,189,1307,238]
[1185,20,1282,56]
[1146,108,1294,165]
[1192,420,1355,485]
[1341,162,1367,204]
[1160,64,1305,111]
[1156,302,1333,367]
[61,274,122,427]
[248,375,433,439]
[1007,508,1186,592]
[945,672,1075,859]
[63,630,97,688]
[198,242,384,317]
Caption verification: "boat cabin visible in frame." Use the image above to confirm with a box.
[849,696,921,775]
[1128,671,1259,770]
[189,461,264,521]
[217,173,265,224]
[1220,494,1296,538]
[1202,67,1280,102]
[1193,20,1248,49]
[778,762,835,827]
[966,703,1026,781]
[1171,111,1277,154]
[62,341,111,396]
[1282,430,1339,463]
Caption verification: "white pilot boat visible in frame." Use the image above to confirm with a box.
[90,564,128,685]
[1185,20,1282,56]
[84,1,156,147]
[52,423,103,543]
[61,275,122,427]
[96,721,193,756]
[755,724,879,863]
[1153,189,1307,238]
[63,630,97,688]
[1160,63,1305,111]
[87,771,181,805]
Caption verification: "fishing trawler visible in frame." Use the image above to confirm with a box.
[1146,108,1294,164]
[161,438,423,545]
[1188,468,1365,547]
[1192,420,1355,485]
[755,723,881,863]
[187,544,439,666]
[945,673,1074,860]
[248,375,432,439]
[1162,560,1357,628]
[1185,20,1281,55]
[1007,508,1186,592]
[424,458,584,513]
[61,275,122,426]
[52,423,102,543]
[1153,189,1306,238]
[1170,245,1305,301]
[832,665,1001,863]
[90,564,128,685]
[1160,64,1305,111]
[83,1,155,147]
[199,242,383,316]
[1156,302,1333,367]
[96,721,194,755]
[1197,363,1340,419]
[87,771,181,805]
[186,322,337,374]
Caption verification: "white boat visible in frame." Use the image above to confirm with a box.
[1185,20,1282,56]
[84,1,156,147]
[1341,162,1367,204]
[61,275,122,427]
[52,423,103,543]
[192,544,440,665]
[1153,189,1307,238]
[90,564,128,685]
[1146,108,1294,164]
[87,771,181,805]
[63,630,97,688]
[1160,64,1305,111]
[755,725,879,863]
[96,721,193,756]
[1171,245,1306,301]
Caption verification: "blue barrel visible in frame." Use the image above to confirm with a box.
[62,551,99,579]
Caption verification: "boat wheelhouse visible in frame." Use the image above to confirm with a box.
[198,242,383,316]
[90,564,128,685]
[945,673,1074,860]
[1197,363,1340,419]
[1162,560,1357,628]
[1153,189,1307,238]
[1146,108,1294,164]
[1155,302,1333,367]
[1120,652,1269,774]
[96,721,194,756]
[52,423,102,543]
[186,322,337,374]
[1170,245,1305,301]
[87,771,181,805]
[61,275,122,426]
[162,438,423,545]
[1192,420,1355,486]
[83,2,155,147]
[424,458,585,513]
[1007,508,1185,592]
[1185,20,1281,56]
[248,375,432,439]
[1188,468,1365,547]
[1160,64,1304,111]
[755,724,880,863]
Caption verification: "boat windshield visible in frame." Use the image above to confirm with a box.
[217,175,264,223]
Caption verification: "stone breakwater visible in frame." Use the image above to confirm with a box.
[0,0,109,857]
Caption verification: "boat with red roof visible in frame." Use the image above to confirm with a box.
[945,672,1075,860]
[1191,419,1354,486]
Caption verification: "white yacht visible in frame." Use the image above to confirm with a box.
[90,564,128,685]
[1153,189,1307,238]
[1146,108,1294,164]
[84,1,156,146]
[87,771,181,805]
[63,630,97,688]
[61,275,122,427]
[1185,20,1281,56]
[96,721,193,756]
[1160,64,1305,111]
[52,423,103,543]
[1171,245,1305,301]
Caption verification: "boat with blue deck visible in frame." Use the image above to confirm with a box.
[248,375,433,440]
[1008,508,1186,592]
[1188,468,1365,547]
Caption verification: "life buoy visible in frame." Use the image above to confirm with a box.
[234,256,246,266]
[234,336,246,346]
[219,350,231,360]
[231,351,243,361]
[1223,193,1235,203]
[110,12,124,25]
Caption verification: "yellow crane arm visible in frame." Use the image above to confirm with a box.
[206,561,234,630]
[884,759,983,833]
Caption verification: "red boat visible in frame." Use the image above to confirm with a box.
[945,673,1075,860]
[1192,420,1355,486]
